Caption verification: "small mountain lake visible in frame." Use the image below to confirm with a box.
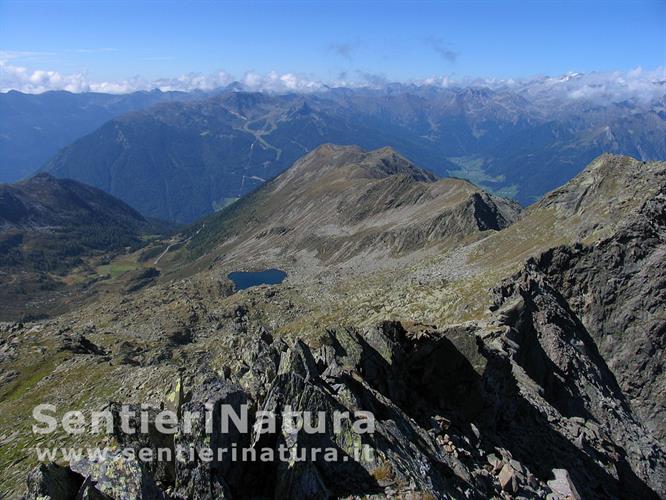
[228,268,287,291]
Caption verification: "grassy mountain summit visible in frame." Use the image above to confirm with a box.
[178,144,520,267]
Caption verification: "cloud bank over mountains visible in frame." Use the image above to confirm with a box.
[1,51,664,103]
[0,59,324,94]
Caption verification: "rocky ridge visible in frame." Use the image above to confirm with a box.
[24,306,665,498]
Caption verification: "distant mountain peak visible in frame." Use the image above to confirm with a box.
[1,174,147,230]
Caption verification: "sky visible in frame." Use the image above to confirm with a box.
[0,0,665,93]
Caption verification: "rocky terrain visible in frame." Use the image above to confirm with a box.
[528,185,666,442]
[0,152,664,499]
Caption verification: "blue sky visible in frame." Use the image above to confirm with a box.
[0,0,665,92]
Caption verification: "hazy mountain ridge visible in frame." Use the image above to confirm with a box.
[37,85,666,222]
[0,89,205,183]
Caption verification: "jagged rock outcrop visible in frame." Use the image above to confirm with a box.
[488,269,665,498]
[527,184,666,441]
[172,376,250,499]
[26,309,663,498]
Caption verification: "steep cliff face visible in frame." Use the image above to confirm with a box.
[527,184,666,441]
[489,269,665,498]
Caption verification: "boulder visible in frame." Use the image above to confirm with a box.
[25,462,83,500]
[59,333,106,356]
[69,452,165,500]
[547,468,581,500]
[498,463,517,493]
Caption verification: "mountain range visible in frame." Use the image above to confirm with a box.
[1,79,663,222]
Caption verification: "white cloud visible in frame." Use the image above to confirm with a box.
[151,71,233,92]
[1,53,664,104]
[0,61,92,93]
[0,56,326,94]
[239,70,323,92]
[505,67,666,103]
[417,67,666,103]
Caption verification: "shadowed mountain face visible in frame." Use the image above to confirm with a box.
[0,174,164,320]
[41,87,666,222]
[181,144,521,265]
[0,89,202,183]
[0,173,148,233]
